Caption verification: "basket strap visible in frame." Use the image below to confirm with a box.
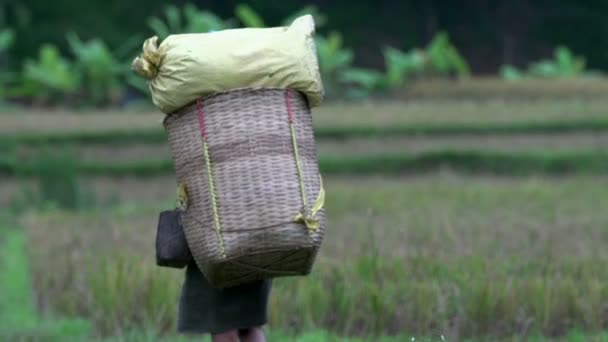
[285,89,324,230]
[196,99,226,258]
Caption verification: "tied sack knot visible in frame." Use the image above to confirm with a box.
[132,36,161,80]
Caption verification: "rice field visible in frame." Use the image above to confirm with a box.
[2,80,608,341]
[12,174,608,341]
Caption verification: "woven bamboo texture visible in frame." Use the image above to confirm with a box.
[164,88,325,288]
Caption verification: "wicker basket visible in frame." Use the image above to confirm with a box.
[163,88,326,288]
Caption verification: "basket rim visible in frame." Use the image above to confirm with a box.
[165,87,305,120]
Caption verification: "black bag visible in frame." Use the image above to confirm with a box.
[156,210,192,268]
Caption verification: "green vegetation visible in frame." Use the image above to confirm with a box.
[315,120,608,138]
[0,27,13,54]
[4,96,608,131]
[2,218,423,341]
[7,1,608,74]
[5,2,597,108]
[0,9,16,95]
[19,175,608,339]
[4,119,608,148]
[147,4,232,39]
[11,44,80,104]
[2,81,608,340]
[67,33,134,106]
[501,47,591,81]
[2,1,608,340]
[381,46,426,89]
[2,150,608,178]
[5,34,141,106]
[0,229,38,332]
[399,78,608,101]
[341,31,470,97]
[9,149,97,211]
[315,31,356,97]
[0,27,14,99]
[235,4,327,29]
[0,129,167,146]
[425,32,470,78]
[320,150,608,175]
[0,226,90,340]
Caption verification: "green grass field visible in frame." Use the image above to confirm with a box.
[2,80,608,341]
[6,132,608,163]
[2,98,608,135]
[16,175,608,340]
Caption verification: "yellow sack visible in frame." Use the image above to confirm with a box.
[132,15,324,114]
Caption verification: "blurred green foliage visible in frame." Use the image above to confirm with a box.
[148,4,233,39]
[0,8,17,100]
[31,149,81,210]
[0,227,91,340]
[235,4,266,28]
[340,32,469,97]
[281,5,328,28]
[67,33,125,106]
[315,31,355,97]
[235,3,327,29]
[0,29,13,54]
[426,32,470,78]
[0,2,603,107]
[529,46,587,78]
[12,44,80,104]
[4,0,608,73]
[501,46,588,80]
[10,148,95,211]
[4,149,608,179]
[19,175,608,339]
[382,47,425,89]
[0,28,15,100]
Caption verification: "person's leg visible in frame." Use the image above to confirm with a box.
[238,326,266,342]
[212,330,240,342]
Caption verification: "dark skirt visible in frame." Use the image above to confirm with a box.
[177,261,272,334]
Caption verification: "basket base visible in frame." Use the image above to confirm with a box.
[200,247,317,288]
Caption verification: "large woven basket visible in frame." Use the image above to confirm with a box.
[164,88,326,288]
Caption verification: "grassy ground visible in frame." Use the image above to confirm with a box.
[19,174,608,340]
[5,132,607,164]
[0,219,412,341]
[398,78,608,101]
[0,223,91,341]
[14,132,603,163]
[318,133,608,154]
[3,98,608,134]
[3,80,608,340]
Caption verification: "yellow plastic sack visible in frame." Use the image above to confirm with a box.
[132,15,324,114]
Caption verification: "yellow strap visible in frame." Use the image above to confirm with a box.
[289,121,308,211]
[289,120,324,230]
[203,140,226,258]
[294,176,325,230]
